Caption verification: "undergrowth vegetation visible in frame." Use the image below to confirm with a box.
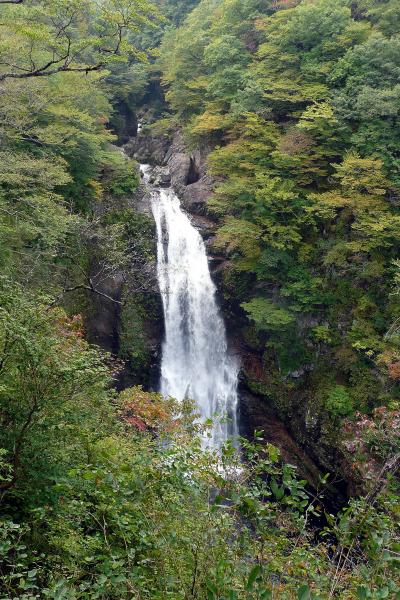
[0,299,398,598]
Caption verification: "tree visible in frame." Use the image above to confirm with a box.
[0,0,160,81]
[0,281,114,495]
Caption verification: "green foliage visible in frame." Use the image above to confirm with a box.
[325,385,354,417]
[357,0,400,36]
[1,1,400,598]
[242,298,294,332]
[160,0,400,435]
[100,151,140,198]
[311,325,333,345]
[159,0,266,125]
[0,0,161,81]
[2,388,397,600]
[119,295,155,381]
[0,281,114,499]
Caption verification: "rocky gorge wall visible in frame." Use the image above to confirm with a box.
[78,159,164,393]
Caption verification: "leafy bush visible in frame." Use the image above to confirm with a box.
[325,385,354,417]
[101,151,140,198]
[242,298,295,331]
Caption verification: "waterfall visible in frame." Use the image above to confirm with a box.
[143,166,239,448]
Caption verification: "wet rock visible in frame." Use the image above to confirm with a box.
[164,130,187,162]
[123,132,169,165]
[165,132,212,214]
[239,389,323,489]
[182,176,214,214]
[84,273,123,355]
[149,166,171,187]
[189,214,217,239]
[168,152,191,192]
[130,129,215,216]
[134,187,153,218]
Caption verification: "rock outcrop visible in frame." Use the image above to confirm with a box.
[148,166,171,187]
[166,142,191,192]
[124,130,170,165]
[165,132,214,216]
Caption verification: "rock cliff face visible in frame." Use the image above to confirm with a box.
[82,173,163,392]
[166,132,214,216]
[124,129,170,165]
[126,129,218,238]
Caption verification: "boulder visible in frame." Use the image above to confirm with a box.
[182,175,214,214]
[149,166,171,187]
[123,133,170,165]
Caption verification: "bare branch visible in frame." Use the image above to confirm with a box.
[0,62,105,81]
[47,283,123,311]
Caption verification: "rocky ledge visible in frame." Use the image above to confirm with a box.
[125,129,215,221]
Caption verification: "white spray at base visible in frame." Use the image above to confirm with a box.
[142,165,239,448]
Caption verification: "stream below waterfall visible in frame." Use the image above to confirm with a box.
[141,165,239,448]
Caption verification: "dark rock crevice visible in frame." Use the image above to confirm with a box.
[110,99,138,145]
[186,157,200,185]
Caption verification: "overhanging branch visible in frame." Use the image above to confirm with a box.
[47,283,123,311]
[0,62,104,81]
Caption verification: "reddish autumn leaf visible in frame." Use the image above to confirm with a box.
[388,361,400,380]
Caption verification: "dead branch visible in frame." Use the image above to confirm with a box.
[47,283,123,311]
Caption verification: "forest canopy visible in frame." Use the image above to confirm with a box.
[0,0,399,598]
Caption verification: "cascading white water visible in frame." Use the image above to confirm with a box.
[143,166,239,448]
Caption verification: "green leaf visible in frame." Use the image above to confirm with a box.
[207,581,218,599]
[298,585,311,600]
[356,587,368,600]
[271,479,285,501]
[246,565,262,590]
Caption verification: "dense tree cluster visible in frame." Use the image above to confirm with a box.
[160,0,400,441]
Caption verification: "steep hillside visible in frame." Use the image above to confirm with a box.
[156,0,400,488]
